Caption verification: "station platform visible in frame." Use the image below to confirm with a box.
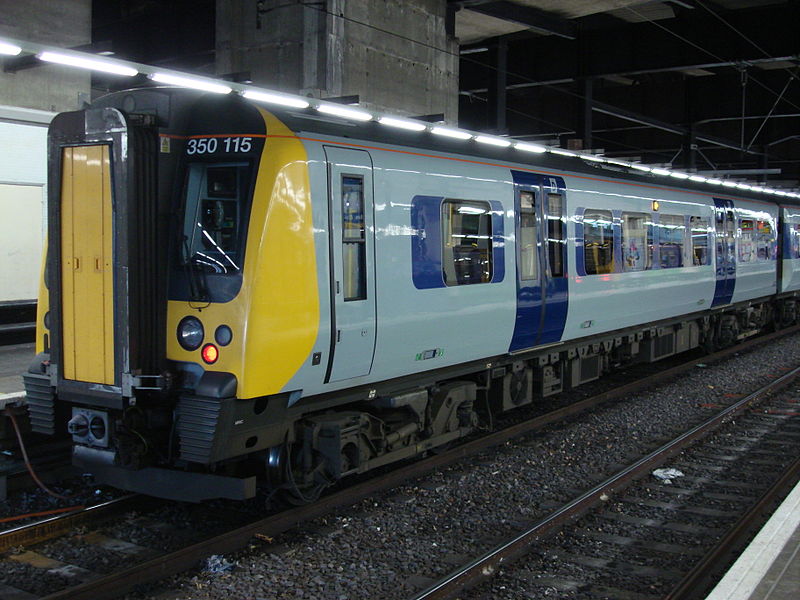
[705,477,800,600]
[0,342,33,398]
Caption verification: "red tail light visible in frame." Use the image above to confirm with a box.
[201,343,219,364]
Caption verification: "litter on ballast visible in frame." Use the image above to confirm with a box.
[203,554,237,573]
[652,468,684,484]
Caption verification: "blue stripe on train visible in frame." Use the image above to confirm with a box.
[509,170,569,352]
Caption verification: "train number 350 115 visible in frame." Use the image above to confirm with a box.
[186,136,253,155]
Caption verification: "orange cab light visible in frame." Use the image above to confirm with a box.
[201,343,219,364]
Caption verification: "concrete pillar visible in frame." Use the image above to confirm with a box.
[216,0,459,121]
[0,0,91,112]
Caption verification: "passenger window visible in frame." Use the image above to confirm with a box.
[658,214,685,268]
[739,219,755,263]
[519,192,537,281]
[547,193,565,277]
[621,212,652,272]
[756,220,774,261]
[342,176,366,301]
[442,200,493,286]
[792,225,800,259]
[690,217,710,266]
[583,209,614,275]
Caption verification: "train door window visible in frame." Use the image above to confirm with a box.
[621,212,652,272]
[739,219,755,263]
[342,175,366,301]
[583,209,614,275]
[442,199,493,286]
[755,220,774,260]
[690,217,710,266]
[519,191,537,281]
[546,193,565,277]
[658,214,685,268]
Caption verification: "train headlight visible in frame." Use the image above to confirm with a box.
[177,316,204,350]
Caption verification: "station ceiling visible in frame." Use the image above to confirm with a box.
[452,0,800,188]
[90,0,799,189]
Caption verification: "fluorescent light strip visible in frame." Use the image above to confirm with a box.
[514,142,547,153]
[0,41,22,56]
[242,90,309,109]
[669,171,690,179]
[549,148,578,157]
[581,154,606,162]
[721,181,738,188]
[631,164,653,173]
[38,51,138,76]
[431,126,472,140]
[151,73,232,94]
[651,168,671,176]
[689,175,707,183]
[475,135,511,147]
[377,116,426,131]
[606,159,633,168]
[316,103,372,121]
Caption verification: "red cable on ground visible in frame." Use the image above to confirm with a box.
[7,410,72,501]
[0,504,84,524]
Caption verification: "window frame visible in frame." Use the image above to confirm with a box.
[441,198,494,286]
[341,174,367,301]
[582,208,615,275]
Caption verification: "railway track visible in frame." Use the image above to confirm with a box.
[410,366,800,599]
[0,326,797,599]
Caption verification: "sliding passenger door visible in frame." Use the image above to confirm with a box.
[509,172,568,352]
[713,199,736,306]
[324,147,377,382]
[511,185,544,352]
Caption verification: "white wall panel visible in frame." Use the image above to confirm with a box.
[0,119,48,301]
[0,183,44,301]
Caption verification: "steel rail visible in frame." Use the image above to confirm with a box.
[0,495,145,553]
[28,325,800,599]
[408,364,800,600]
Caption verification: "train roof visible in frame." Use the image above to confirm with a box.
[92,86,800,207]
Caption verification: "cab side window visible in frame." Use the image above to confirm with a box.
[342,176,366,300]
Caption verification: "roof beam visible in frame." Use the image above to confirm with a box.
[462,1,577,40]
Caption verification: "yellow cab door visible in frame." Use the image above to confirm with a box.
[60,145,115,384]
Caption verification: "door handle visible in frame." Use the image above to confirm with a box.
[337,329,341,343]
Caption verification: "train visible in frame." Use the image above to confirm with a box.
[23,86,800,502]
